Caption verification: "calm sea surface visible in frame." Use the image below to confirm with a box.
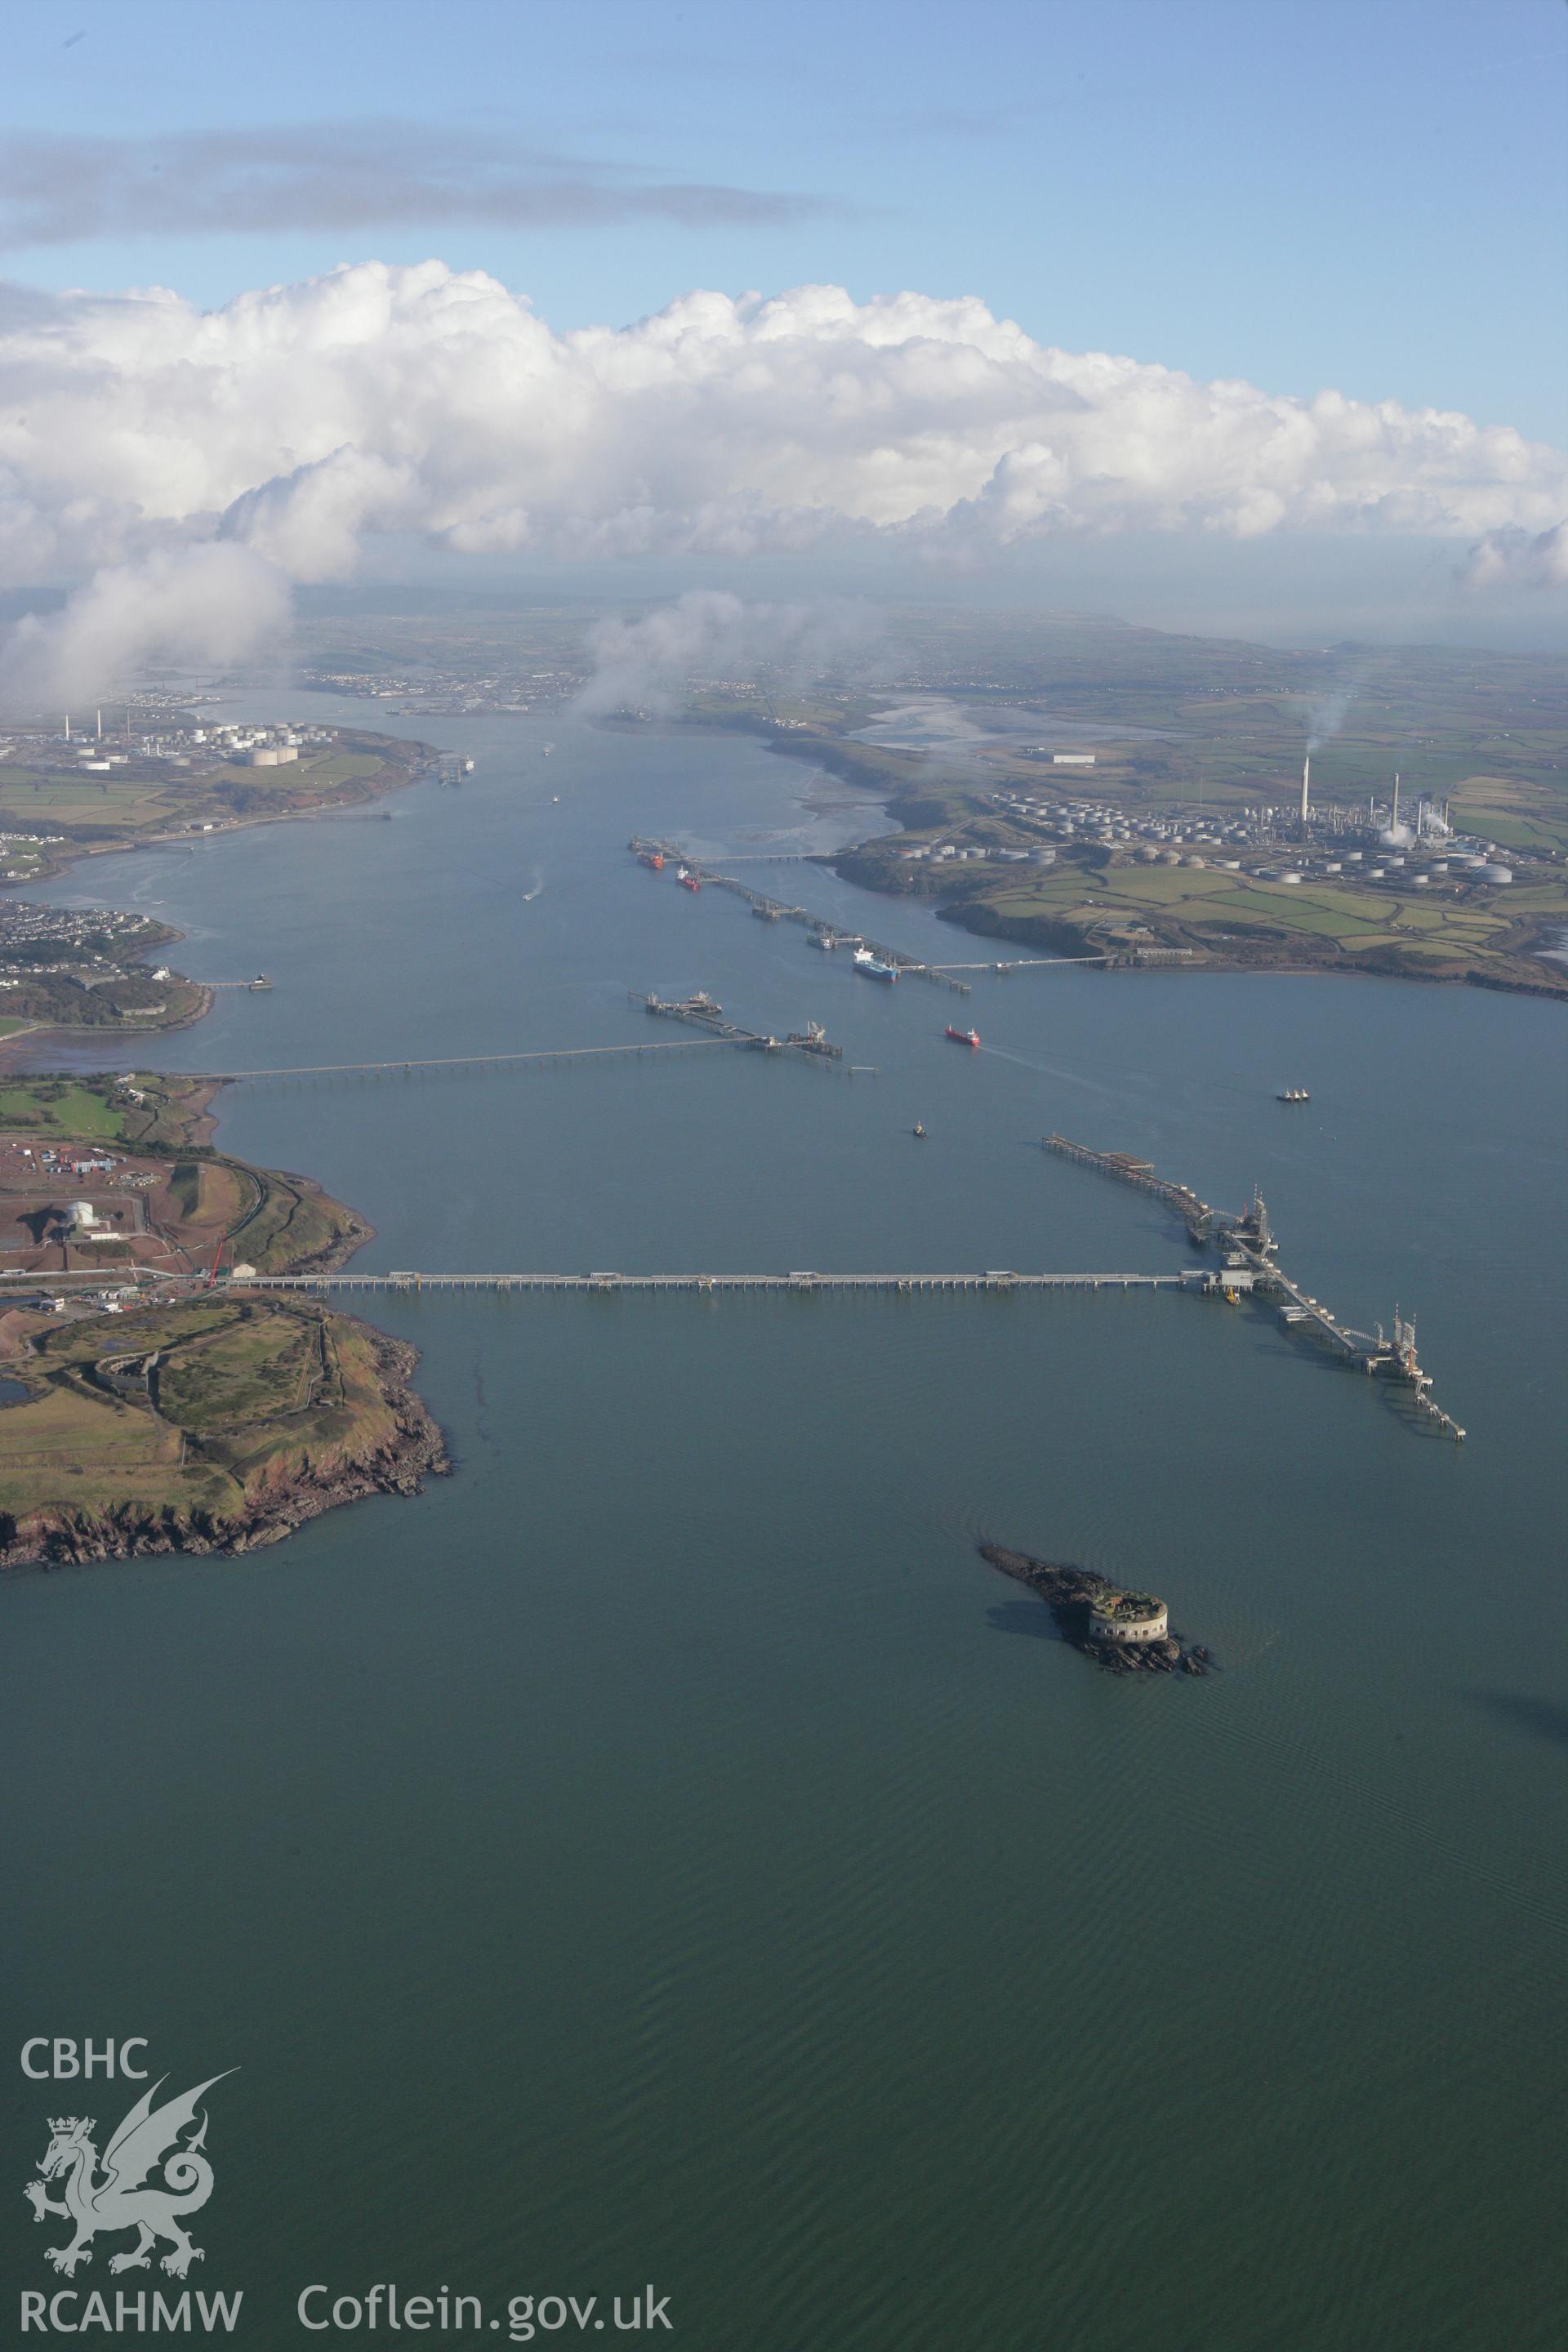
[3,706,1566,2350]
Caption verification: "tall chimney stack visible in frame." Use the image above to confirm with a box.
[1392,773,1400,834]
[1299,755,1311,834]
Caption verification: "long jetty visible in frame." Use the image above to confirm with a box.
[629,838,974,994]
[230,1269,1195,1294]
[212,1039,752,1082]
[1041,1132,1464,1440]
[1043,1133,1214,1244]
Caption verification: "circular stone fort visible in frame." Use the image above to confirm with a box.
[1087,1588,1169,1646]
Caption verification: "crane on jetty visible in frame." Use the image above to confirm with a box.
[1041,1136,1464,1440]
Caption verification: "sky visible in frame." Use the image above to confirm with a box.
[1,0,1565,686]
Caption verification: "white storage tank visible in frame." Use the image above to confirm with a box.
[1479,863,1513,884]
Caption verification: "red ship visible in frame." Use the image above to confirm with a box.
[639,849,665,871]
[945,1025,980,1046]
[677,866,701,892]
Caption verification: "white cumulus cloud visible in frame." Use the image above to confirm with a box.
[1,261,1564,699]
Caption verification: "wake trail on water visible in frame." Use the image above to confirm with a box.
[975,1042,1133,1104]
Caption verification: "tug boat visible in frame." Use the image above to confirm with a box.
[1276,1087,1311,1103]
[853,947,898,982]
[808,930,835,950]
[678,867,702,893]
[946,1025,981,1047]
[638,850,665,871]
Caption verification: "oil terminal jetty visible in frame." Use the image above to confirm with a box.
[979,1542,1211,1674]
[1042,1134,1464,1440]
[635,990,844,1059]
[630,835,969,989]
[2,1142,1463,1441]
[630,837,1112,986]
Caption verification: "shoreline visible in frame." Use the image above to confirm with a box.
[635,711,1568,1000]
[0,733,439,1067]
[0,1076,443,1572]
[0,1321,448,1574]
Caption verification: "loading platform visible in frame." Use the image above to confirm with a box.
[1042,1132,1464,1439]
[635,991,846,1061]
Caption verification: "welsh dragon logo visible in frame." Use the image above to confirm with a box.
[24,2073,234,2279]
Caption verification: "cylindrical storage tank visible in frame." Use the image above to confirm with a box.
[69,1200,96,1228]
[1278,872,1303,885]
[1088,1591,1169,1646]
[1324,861,1342,872]
[1412,875,1431,888]
[1480,864,1513,884]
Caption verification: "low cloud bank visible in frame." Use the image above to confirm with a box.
[1460,521,1568,593]
[0,546,290,712]
[578,590,882,715]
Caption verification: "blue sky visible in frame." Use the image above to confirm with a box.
[7,0,1564,441]
[1,0,1564,657]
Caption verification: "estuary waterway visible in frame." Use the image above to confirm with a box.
[3,702,1566,2350]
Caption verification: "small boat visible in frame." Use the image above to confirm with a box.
[638,850,665,871]
[946,1025,981,1047]
[912,1121,927,1138]
[808,930,835,951]
[1276,1087,1311,1103]
[853,947,898,982]
[678,868,701,893]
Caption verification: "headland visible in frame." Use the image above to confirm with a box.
[0,1070,444,1571]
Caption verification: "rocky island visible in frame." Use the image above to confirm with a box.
[979,1540,1212,1674]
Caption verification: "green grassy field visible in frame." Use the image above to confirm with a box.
[0,1078,131,1138]
[0,1297,401,1536]
[0,734,422,848]
[902,849,1559,983]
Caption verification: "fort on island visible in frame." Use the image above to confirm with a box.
[1087,1589,1169,1646]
